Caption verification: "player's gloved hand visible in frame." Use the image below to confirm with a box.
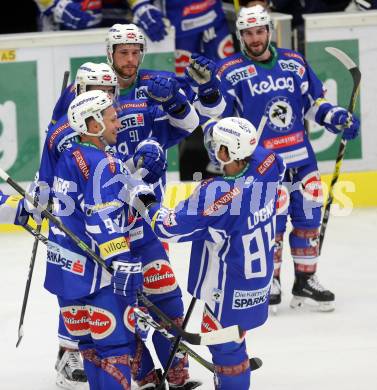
[112,257,143,306]
[133,138,167,184]
[324,107,360,140]
[134,307,151,342]
[146,76,187,113]
[185,53,220,96]
[133,1,167,42]
[23,180,50,225]
[53,0,102,30]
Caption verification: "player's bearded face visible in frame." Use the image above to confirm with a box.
[113,44,142,78]
[242,27,270,58]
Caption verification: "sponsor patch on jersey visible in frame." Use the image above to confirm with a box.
[265,96,296,133]
[181,10,217,31]
[279,147,309,164]
[99,236,130,260]
[300,171,323,203]
[87,306,116,340]
[61,306,90,336]
[278,59,305,78]
[130,226,144,242]
[217,57,244,77]
[201,306,222,333]
[249,76,294,96]
[48,122,70,150]
[218,34,235,58]
[183,0,216,16]
[119,113,145,131]
[276,184,290,215]
[47,243,86,276]
[72,149,90,180]
[123,306,136,333]
[263,130,304,150]
[143,260,178,294]
[283,51,304,62]
[232,285,270,309]
[226,64,258,85]
[119,102,147,110]
[257,153,276,175]
[175,49,191,77]
[202,187,241,216]
[135,86,148,99]
[85,201,122,215]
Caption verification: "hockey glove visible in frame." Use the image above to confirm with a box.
[324,107,360,140]
[133,138,167,184]
[146,76,187,114]
[112,257,143,306]
[185,53,220,96]
[133,1,167,42]
[53,0,102,30]
[23,180,50,225]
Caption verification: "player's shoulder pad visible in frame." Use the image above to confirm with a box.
[217,52,245,77]
[278,47,306,65]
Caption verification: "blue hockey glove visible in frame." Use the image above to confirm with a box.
[112,257,143,306]
[146,76,187,113]
[133,138,167,184]
[324,107,360,140]
[133,2,167,42]
[53,0,102,30]
[185,53,220,96]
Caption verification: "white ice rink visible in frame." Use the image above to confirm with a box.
[1,208,377,389]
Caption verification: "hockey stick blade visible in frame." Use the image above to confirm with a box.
[133,307,263,372]
[137,294,244,345]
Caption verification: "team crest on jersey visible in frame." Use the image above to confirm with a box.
[61,306,90,336]
[226,64,257,86]
[143,260,178,294]
[265,96,296,133]
[300,171,323,203]
[163,210,177,227]
[135,86,148,99]
[278,59,305,78]
[201,307,222,333]
[87,306,116,340]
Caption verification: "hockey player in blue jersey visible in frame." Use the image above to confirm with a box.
[127,116,285,389]
[48,90,146,390]
[211,5,360,311]
[129,0,235,76]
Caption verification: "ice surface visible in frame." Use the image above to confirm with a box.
[1,209,377,389]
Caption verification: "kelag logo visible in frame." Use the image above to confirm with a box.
[306,39,361,161]
[0,61,40,181]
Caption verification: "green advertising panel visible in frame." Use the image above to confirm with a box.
[306,39,361,161]
[70,52,178,171]
[0,61,39,181]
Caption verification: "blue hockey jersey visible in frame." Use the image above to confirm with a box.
[146,146,286,330]
[46,142,131,299]
[217,46,331,168]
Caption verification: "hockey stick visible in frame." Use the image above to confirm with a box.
[233,0,240,13]
[319,47,361,254]
[157,297,197,389]
[133,307,263,373]
[0,168,244,346]
[15,70,70,347]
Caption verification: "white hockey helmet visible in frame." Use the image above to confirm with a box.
[75,62,118,96]
[106,23,146,66]
[204,117,258,168]
[68,90,114,137]
[236,5,272,51]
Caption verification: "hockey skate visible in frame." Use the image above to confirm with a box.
[290,273,335,312]
[269,277,281,314]
[168,379,202,389]
[55,347,88,389]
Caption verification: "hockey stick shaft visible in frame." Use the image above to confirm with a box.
[157,297,197,389]
[0,168,242,346]
[319,48,361,254]
[16,70,70,347]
